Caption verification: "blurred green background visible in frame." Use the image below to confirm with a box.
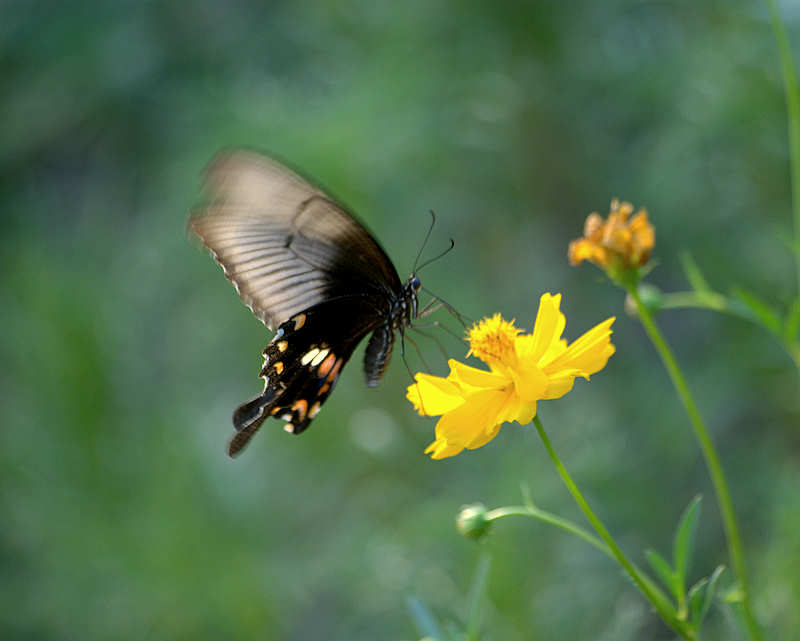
[2,1,798,639]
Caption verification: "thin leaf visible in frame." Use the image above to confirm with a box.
[701,566,725,625]
[680,252,711,293]
[645,549,677,601]
[688,577,709,628]
[784,298,800,342]
[688,565,725,631]
[673,496,702,592]
[407,596,444,641]
[466,554,491,641]
[730,288,783,334]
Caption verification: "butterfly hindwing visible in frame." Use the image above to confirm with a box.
[227,296,384,456]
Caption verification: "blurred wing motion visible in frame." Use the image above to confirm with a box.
[190,150,402,329]
[189,149,418,456]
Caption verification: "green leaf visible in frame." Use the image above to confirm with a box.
[688,565,725,630]
[680,252,711,293]
[673,496,702,594]
[407,596,444,641]
[784,298,800,342]
[645,549,677,600]
[688,577,708,627]
[702,566,725,623]
[730,288,783,334]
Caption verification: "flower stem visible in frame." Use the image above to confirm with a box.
[629,287,763,641]
[766,0,800,295]
[532,415,691,639]
[486,505,611,557]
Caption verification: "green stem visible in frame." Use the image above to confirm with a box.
[658,291,731,313]
[486,505,611,557]
[629,288,763,641]
[657,291,800,373]
[766,0,800,294]
[485,503,669,606]
[532,415,692,639]
[648,292,800,373]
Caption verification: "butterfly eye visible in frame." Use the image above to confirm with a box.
[411,275,421,291]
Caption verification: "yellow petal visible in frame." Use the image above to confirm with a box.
[429,388,509,457]
[545,317,615,376]
[529,293,566,361]
[514,401,537,425]
[448,359,508,390]
[497,394,537,425]
[424,435,465,459]
[465,421,502,450]
[542,370,578,399]
[406,373,465,416]
[509,358,548,403]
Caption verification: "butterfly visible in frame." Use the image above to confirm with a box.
[190,149,431,456]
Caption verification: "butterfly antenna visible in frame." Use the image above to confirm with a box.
[416,238,455,273]
[413,210,438,273]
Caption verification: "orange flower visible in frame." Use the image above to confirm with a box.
[568,200,654,271]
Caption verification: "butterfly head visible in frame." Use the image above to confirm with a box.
[400,274,422,322]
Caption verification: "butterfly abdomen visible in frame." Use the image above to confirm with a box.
[364,325,394,387]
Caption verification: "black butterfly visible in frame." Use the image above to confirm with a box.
[190,149,428,456]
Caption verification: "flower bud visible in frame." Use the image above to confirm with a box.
[625,283,663,317]
[456,503,491,540]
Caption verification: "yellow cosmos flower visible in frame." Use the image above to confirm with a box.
[408,294,615,459]
[568,199,654,271]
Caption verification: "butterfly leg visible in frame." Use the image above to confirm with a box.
[416,298,444,318]
[408,325,451,361]
[419,287,471,327]
[401,331,434,375]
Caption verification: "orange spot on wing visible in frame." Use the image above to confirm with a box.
[326,359,343,383]
[317,353,337,378]
[291,399,309,422]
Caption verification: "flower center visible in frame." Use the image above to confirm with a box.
[467,314,520,364]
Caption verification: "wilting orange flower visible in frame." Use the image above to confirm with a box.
[568,200,654,271]
[407,294,615,459]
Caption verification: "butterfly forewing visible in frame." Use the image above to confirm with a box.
[191,151,402,329]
